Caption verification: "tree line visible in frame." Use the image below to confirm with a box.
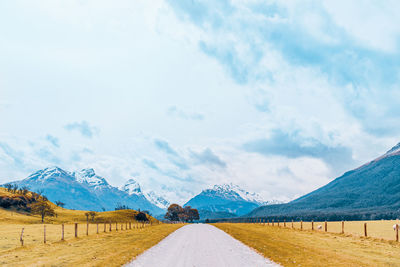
[164,204,199,222]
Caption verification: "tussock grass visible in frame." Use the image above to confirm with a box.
[289,220,400,240]
[0,187,159,252]
[215,223,400,267]
[0,223,182,266]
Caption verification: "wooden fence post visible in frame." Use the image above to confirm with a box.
[97,223,99,234]
[312,220,314,231]
[121,223,123,230]
[109,222,112,232]
[396,224,399,242]
[126,222,128,230]
[75,223,78,238]
[62,224,64,240]
[325,221,327,232]
[86,223,89,236]
[272,219,274,226]
[278,220,280,227]
[20,228,24,246]
[116,222,118,231]
[44,225,46,244]
[301,220,303,230]
[129,222,132,229]
[104,222,106,232]
[284,219,286,227]
[341,221,344,234]
[267,220,269,226]
[364,222,367,237]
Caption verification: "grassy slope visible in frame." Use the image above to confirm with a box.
[215,223,400,267]
[0,224,182,266]
[0,187,158,224]
[0,187,183,266]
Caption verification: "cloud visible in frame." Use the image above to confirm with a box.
[35,147,61,164]
[166,1,400,136]
[167,106,204,121]
[64,121,99,138]
[190,148,227,168]
[154,139,178,156]
[242,130,354,172]
[45,134,60,147]
[0,142,24,168]
[142,158,160,171]
[154,139,190,170]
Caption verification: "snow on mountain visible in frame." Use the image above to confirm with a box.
[119,179,170,210]
[385,142,400,156]
[8,166,165,214]
[120,179,142,196]
[185,183,274,217]
[25,166,73,183]
[72,168,110,189]
[211,183,265,205]
[145,191,170,209]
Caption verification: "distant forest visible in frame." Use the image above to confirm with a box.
[208,207,400,223]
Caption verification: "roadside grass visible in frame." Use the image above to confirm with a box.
[215,223,400,267]
[0,187,162,254]
[0,223,182,266]
[0,187,158,225]
[290,220,400,241]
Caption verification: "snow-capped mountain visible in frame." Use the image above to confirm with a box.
[119,179,170,211]
[72,168,110,189]
[7,167,164,214]
[145,191,170,210]
[184,183,275,218]
[25,166,74,183]
[384,142,400,156]
[211,183,266,205]
[119,179,142,195]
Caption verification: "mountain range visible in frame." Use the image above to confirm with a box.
[184,183,281,219]
[2,167,274,219]
[6,167,168,215]
[247,142,400,220]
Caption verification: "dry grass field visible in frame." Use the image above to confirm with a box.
[290,220,400,241]
[215,223,400,267]
[0,223,182,266]
[0,187,184,266]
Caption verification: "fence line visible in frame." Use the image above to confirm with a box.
[15,220,161,248]
[219,218,400,242]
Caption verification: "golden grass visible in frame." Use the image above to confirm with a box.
[215,223,400,267]
[289,220,400,241]
[0,187,163,255]
[0,223,182,267]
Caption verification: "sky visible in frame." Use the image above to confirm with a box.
[1,0,400,204]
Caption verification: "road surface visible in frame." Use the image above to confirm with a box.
[126,224,279,267]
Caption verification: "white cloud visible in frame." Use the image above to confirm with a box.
[1,0,399,205]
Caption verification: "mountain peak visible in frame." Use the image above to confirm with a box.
[25,166,71,182]
[79,168,96,177]
[73,168,109,188]
[120,179,142,195]
[385,142,400,156]
[145,191,170,209]
[208,183,266,204]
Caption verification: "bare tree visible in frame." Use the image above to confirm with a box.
[55,200,65,208]
[20,186,30,195]
[90,211,97,221]
[30,201,55,222]
[4,183,12,192]
[12,184,18,193]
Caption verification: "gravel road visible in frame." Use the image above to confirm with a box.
[126,224,279,267]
